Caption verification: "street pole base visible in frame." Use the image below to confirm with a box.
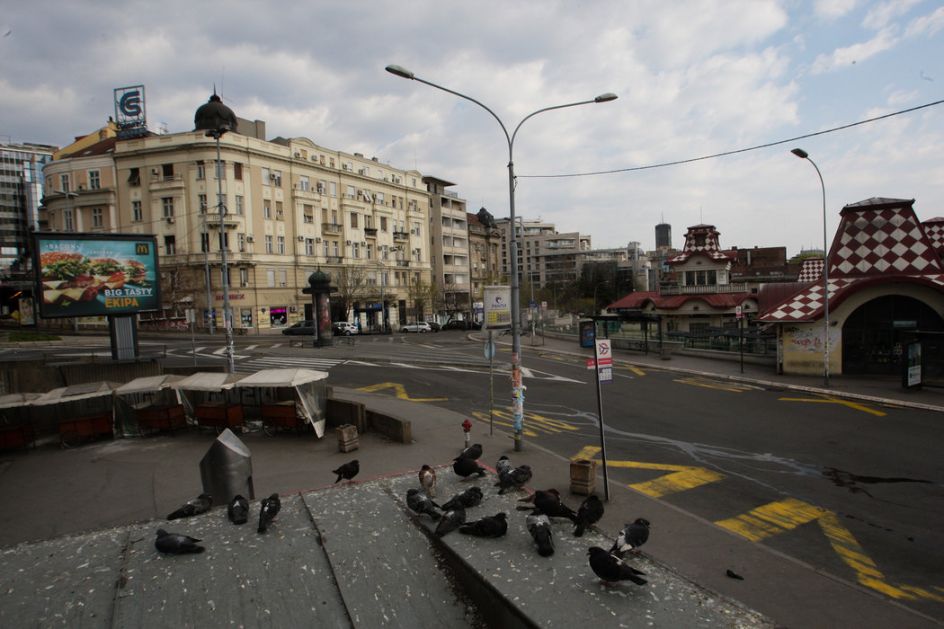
[513,431,523,452]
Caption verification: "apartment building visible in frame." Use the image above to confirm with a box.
[494,218,592,289]
[424,176,470,320]
[41,101,432,332]
[467,208,503,319]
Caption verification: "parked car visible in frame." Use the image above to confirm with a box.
[427,321,441,332]
[400,322,432,333]
[282,320,316,335]
[332,321,359,336]
[442,319,474,330]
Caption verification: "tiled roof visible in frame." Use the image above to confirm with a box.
[796,258,824,283]
[608,291,752,312]
[923,217,944,258]
[667,224,735,265]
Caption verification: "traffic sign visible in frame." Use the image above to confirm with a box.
[595,339,613,366]
[598,366,612,382]
[484,339,496,360]
[586,358,597,369]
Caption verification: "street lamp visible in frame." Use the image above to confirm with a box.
[387,64,616,450]
[791,148,830,387]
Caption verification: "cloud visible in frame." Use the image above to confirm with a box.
[809,27,899,73]
[905,5,944,37]
[862,0,922,30]
[814,0,859,20]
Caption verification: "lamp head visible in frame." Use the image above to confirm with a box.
[791,148,809,159]
[594,93,618,103]
[385,64,415,80]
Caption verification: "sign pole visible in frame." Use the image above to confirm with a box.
[488,329,494,436]
[593,336,611,501]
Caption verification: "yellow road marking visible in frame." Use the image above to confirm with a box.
[569,446,724,497]
[778,396,887,416]
[716,498,944,602]
[470,410,538,437]
[355,382,447,402]
[617,364,646,376]
[472,409,580,436]
[674,377,753,393]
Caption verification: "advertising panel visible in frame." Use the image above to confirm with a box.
[483,285,512,329]
[33,233,161,318]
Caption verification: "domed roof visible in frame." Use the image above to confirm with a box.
[194,93,237,134]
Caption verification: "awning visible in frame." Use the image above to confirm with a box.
[234,368,328,389]
[172,372,244,392]
[116,374,185,396]
[33,381,120,406]
[0,392,42,409]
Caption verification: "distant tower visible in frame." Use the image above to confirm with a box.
[655,222,672,249]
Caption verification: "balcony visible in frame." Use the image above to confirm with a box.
[364,227,378,237]
[322,222,342,235]
[659,283,750,296]
[148,174,184,191]
[393,230,409,241]
[395,260,410,268]
[325,256,344,264]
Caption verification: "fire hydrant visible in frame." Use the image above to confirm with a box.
[461,418,472,448]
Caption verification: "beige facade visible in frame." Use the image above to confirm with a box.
[424,176,470,319]
[42,129,433,332]
[495,218,591,288]
[467,212,503,319]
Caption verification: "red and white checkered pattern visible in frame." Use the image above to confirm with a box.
[797,258,824,283]
[923,217,944,258]
[668,224,732,264]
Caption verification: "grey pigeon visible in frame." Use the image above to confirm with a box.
[456,443,482,461]
[588,546,647,585]
[574,495,604,537]
[333,459,359,483]
[441,486,483,511]
[155,528,205,554]
[167,493,212,520]
[407,488,441,519]
[227,495,249,525]
[495,455,512,477]
[257,493,281,533]
[610,518,650,556]
[496,464,532,494]
[453,456,486,479]
[520,488,576,522]
[526,514,554,557]
[459,512,508,538]
[434,506,466,537]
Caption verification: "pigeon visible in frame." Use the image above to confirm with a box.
[726,569,745,580]
[456,443,482,461]
[610,518,651,556]
[574,495,605,537]
[155,528,205,554]
[453,456,487,479]
[588,547,647,586]
[166,493,212,520]
[227,495,249,525]
[333,459,359,483]
[526,514,554,557]
[434,506,466,537]
[418,464,437,497]
[520,489,577,522]
[407,488,441,519]
[441,486,483,511]
[496,464,532,494]
[459,512,508,538]
[257,493,281,533]
[495,455,512,477]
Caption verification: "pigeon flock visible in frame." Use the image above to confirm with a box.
[404,444,651,587]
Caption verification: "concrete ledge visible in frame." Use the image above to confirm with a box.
[326,398,366,433]
[365,409,412,443]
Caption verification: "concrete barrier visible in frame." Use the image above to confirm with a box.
[366,409,412,444]
[326,398,366,433]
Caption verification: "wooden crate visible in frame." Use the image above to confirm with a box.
[336,424,359,452]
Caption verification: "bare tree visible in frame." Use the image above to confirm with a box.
[332,266,370,321]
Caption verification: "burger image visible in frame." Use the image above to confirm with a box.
[124,259,148,284]
[89,257,123,276]
[40,251,90,284]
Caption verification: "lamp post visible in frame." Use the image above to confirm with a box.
[791,148,830,387]
[387,64,616,450]
[53,189,80,333]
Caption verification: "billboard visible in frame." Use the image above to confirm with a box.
[32,233,161,318]
[483,285,512,329]
[114,85,148,139]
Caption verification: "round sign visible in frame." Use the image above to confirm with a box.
[484,340,496,360]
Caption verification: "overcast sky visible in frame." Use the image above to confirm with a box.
[2,1,942,254]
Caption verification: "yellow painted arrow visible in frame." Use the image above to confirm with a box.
[674,377,755,393]
[716,498,944,602]
[778,395,886,416]
[356,382,447,402]
[571,446,724,498]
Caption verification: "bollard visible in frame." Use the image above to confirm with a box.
[200,428,254,506]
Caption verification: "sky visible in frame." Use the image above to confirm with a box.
[1,0,942,256]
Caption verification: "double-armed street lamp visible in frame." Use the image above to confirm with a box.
[791,148,830,387]
[386,64,616,450]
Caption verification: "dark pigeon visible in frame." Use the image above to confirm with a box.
[257,493,281,533]
[441,486,484,511]
[526,514,554,557]
[227,495,249,525]
[495,455,512,477]
[610,518,651,556]
[459,512,508,538]
[588,546,647,586]
[333,459,360,483]
[456,443,482,461]
[435,506,466,537]
[407,488,441,519]
[155,528,205,554]
[496,464,532,494]
[520,488,577,522]
[574,495,605,537]
[453,456,486,479]
[166,493,212,520]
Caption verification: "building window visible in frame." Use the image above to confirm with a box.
[201,233,210,253]
[275,201,283,221]
[235,195,244,215]
[323,240,329,257]
[265,235,273,254]
[329,181,337,197]
[277,235,285,254]
[380,216,387,232]
[162,197,174,218]
[64,209,74,231]
[303,204,314,224]
[346,185,355,199]
[332,241,340,257]
[263,200,271,220]
[305,238,314,256]
[267,270,275,287]
[317,180,326,194]
[298,175,310,192]
[350,213,358,228]
[352,242,360,258]
[88,170,101,190]
[261,167,270,185]
[366,244,373,260]
[128,168,140,186]
[199,194,207,214]
[196,161,205,180]
[218,232,229,251]
[238,233,246,252]
[234,162,242,180]
[92,207,103,228]
[279,269,287,287]
[132,200,142,222]
[60,174,70,192]
[240,268,249,286]
[271,170,282,187]
[164,235,176,254]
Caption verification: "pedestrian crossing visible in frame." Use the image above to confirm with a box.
[234,355,349,374]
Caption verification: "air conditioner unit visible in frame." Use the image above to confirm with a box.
[294,152,301,158]
[166,217,175,224]
[240,282,248,287]
[345,240,352,245]
[361,241,367,246]
[315,237,322,243]
[246,236,254,243]
[297,236,305,242]
[151,168,160,176]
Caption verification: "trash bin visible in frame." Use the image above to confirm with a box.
[570,459,597,495]
[200,428,254,506]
